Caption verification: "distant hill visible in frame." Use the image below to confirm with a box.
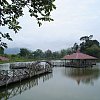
[4,48,20,54]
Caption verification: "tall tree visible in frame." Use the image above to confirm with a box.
[19,48,33,58]
[33,49,44,59]
[72,43,79,52]
[52,51,60,59]
[79,35,99,52]
[45,49,52,59]
[0,0,56,48]
[60,49,68,57]
[85,44,100,58]
[79,35,100,58]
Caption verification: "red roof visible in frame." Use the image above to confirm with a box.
[0,56,9,61]
[63,52,97,60]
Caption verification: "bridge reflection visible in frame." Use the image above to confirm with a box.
[0,73,53,100]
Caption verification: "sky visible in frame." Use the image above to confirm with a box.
[2,0,100,51]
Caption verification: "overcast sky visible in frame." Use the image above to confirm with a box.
[2,0,100,51]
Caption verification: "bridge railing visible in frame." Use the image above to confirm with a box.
[0,61,53,87]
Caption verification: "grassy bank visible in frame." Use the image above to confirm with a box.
[0,57,35,64]
[0,56,51,64]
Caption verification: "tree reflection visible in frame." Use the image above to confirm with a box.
[64,67,100,85]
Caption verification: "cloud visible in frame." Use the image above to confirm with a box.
[3,0,100,51]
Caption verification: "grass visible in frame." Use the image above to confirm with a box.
[0,57,35,64]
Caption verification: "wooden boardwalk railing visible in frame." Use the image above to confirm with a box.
[0,62,52,87]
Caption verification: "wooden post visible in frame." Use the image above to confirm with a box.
[13,70,15,80]
[6,70,8,86]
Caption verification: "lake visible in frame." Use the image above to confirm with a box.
[0,63,100,100]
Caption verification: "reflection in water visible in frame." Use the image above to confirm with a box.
[0,73,53,100]
[64,67,100,85]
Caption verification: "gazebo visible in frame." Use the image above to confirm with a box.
[62,51,97,67]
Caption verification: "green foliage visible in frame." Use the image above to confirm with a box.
[0,47,4,54]
[45,49,52,59]
[80,35,93,42]
[60,49,68,57]
[80,35,100,50]
[80,35,100,52]
[19,48,33,59]
[72,43,79,53]
[73,35,100,58]
[1,34,100,62]
[85,45,100,58]
[33,49,44,59]
[0,0,56,48]
[52,51,60,59]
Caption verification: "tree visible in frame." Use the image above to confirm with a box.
[60,49,68,57]
[33,49,44,59]
[72,43,79,52]
[0,47,4,54]
[0,0,56,48]
[80,35,93,42]
[66,48,73,55]
[85,44,100,58]
[19,48,33,58]
[80,35,100,52]
[92,40,100,47]
[78,35,100,58]
[45,49,52,59]
[52,51,60,59]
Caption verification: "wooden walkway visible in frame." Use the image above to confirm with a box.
[0,62,52,87]
[10,60,52,69]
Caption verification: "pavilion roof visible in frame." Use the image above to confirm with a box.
[63,52,97,60]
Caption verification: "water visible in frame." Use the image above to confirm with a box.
[0,63,100,100]
[0,63,10,70]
